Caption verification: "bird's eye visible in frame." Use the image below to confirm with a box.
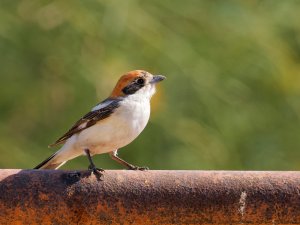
[136,78,144,85]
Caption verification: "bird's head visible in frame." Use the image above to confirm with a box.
[110,70,165,99]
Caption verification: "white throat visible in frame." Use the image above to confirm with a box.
[126,84,156,102]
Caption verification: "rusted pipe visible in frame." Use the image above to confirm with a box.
[0,170,300,224]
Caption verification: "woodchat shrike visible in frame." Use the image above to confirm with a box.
[34,70,166,175]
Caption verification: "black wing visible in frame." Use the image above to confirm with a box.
[49,98,121,147]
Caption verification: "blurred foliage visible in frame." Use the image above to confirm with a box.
[1,0,300,170]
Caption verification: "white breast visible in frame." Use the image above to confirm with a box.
[116,97,151,141]
[73,97,150,155]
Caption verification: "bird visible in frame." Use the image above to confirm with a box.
[34,70,165,176]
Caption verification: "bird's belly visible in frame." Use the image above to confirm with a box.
[75,101,150,155]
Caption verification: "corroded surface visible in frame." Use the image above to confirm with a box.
[0,170,300,224]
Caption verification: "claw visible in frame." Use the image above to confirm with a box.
[129,166,149,171]
[88,165,105,179]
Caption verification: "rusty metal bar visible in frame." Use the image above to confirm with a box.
[0,170,300,224]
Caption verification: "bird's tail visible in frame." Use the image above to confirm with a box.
[34,151,66,169]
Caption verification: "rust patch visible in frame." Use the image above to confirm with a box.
[0,170,300,224]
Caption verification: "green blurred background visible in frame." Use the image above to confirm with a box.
[1,0,300,170]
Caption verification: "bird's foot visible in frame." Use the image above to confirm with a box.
[129,165,149,171]
[88,164,105,180]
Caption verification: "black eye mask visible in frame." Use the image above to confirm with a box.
[122,80,145,95]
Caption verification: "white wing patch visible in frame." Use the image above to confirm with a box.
[78,122,88,129]
[92,99,114,111]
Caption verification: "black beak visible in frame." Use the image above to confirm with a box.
[150,75,166,84]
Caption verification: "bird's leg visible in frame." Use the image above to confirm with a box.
[84,149,104,177]
[109,150,149,171]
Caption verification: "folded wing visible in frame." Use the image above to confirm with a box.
[49,98,122,147]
